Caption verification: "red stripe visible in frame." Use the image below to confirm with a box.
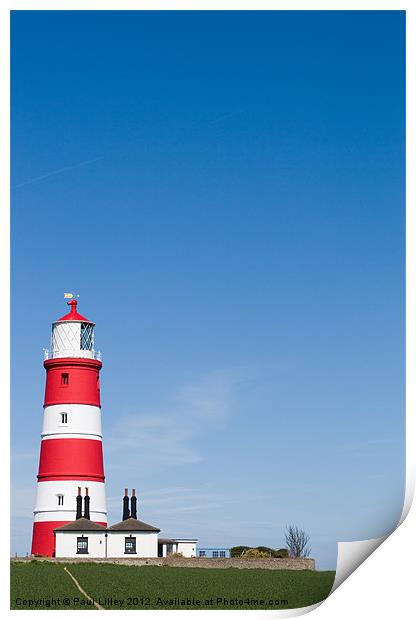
[37,438,104,481]
[38,475,106,481]
[31,520,107,557]
[44,358,101,407]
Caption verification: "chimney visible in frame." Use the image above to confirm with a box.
[76,487,82,519]
[131,488,137,519]
[123,488,130,520]
[84,487,90,520]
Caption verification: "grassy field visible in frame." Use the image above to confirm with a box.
[11,561,335,610]
[11,562,93,610]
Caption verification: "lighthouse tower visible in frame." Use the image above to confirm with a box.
[31,299,107,556]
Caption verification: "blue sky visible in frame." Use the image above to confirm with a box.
[11,10,405,569]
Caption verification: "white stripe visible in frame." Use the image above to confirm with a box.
[42,404,102,438]
[41,434,102,441]
[33,480,107,520]
[33,510,107,522]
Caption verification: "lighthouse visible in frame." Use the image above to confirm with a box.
[31,298,107,556]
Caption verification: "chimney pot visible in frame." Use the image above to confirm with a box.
[122,489,130,520]
[76,490,83,519]
[130,489,138,519]
[83,490,90,520]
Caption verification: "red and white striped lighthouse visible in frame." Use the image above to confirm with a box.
[31,298,107,556]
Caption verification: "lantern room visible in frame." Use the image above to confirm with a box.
[46,300,100,360]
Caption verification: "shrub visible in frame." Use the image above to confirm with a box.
[168,552,184,558]
[231,546,289,558]
[274,548,289,558]
[256,546,274,557]
[230,546,251,557]
[242,548,270,558]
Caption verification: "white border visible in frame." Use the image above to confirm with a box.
[2,2,413,618]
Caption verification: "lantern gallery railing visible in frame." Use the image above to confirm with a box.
[43,348,102,361]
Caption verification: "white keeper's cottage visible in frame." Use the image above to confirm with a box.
[54,488,197,559]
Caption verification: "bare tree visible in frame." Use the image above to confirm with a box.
[285,525,311,558]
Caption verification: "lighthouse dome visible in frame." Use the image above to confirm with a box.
[48,300,100,360]
[56,299,93,324]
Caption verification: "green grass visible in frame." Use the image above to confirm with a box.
[11,561,335,610]
[10,561,94,610]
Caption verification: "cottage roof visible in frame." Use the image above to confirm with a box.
[158,537,176,544]
[54,518,106,532]
[108,517,160,532]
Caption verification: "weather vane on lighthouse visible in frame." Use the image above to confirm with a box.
[64,292,80,300]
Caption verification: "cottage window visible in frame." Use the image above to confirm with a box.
[125,536,136,554]
[212,551,219,558]
[199,550,206,557]
[219,551,226,557]
[77,536,88,554]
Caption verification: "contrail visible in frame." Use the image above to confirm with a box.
[13,156,104,189]
[206,109,245,126]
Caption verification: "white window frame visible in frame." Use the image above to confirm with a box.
[77,536,88,554]
[124,536,137,554]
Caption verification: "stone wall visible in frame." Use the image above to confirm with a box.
[12,556,315,570]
